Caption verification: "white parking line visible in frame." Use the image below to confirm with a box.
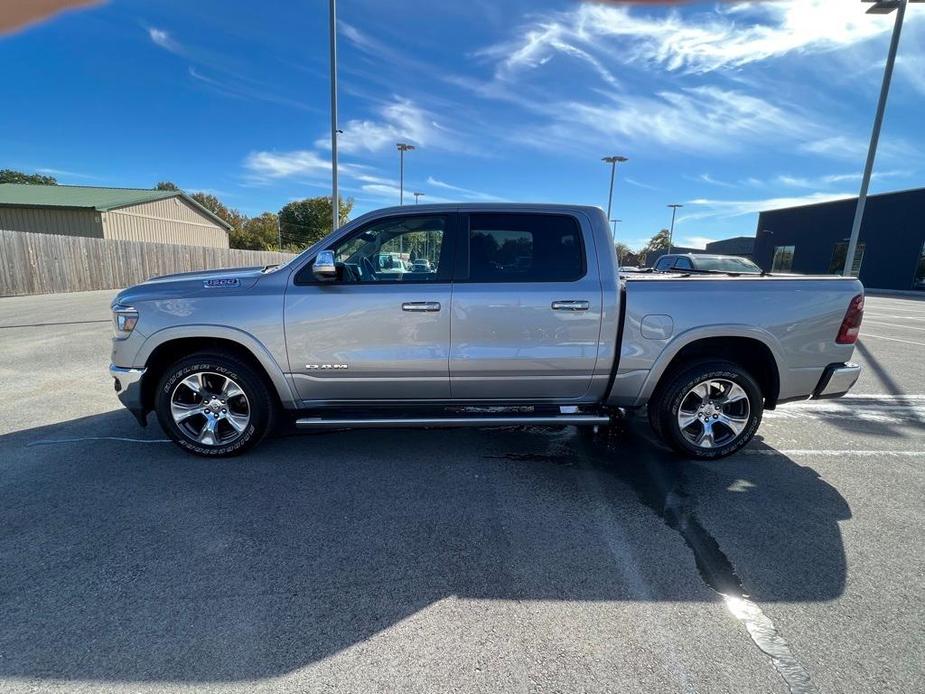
[859,333,925,346]
[863,320,925,332]
[869,314,925,322]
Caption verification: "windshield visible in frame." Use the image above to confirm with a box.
[695,257,762,273]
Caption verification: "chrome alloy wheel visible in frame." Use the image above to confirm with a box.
[170,372,251,446]
[676,378,750,450]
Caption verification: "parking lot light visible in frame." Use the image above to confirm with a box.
[667,204,682,252]
[844,0,923,276]
[396,143,415,205]
[602,156,628,222]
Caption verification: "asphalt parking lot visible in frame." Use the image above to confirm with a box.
[1,290,923,694]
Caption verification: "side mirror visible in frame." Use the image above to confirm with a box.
[312,250,337,281]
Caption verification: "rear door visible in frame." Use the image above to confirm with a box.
[448,211,603,400]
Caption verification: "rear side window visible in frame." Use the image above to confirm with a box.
[674,257,693,270]
[467,213,584,282]
[655,257,674,271]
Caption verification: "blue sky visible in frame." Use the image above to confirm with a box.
[3,0,923,250]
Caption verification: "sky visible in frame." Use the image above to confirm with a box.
[2,0,923,251]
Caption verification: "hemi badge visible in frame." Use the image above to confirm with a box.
[204,278,240,288]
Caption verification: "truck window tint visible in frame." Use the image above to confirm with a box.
[468,213,583,282]
[654,257,674,271]
[329,215,447,283]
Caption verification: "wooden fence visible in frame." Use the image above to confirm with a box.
[0,229,297,296]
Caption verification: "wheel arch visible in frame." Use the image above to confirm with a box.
[137,327,297,415]
[641,328,782,410]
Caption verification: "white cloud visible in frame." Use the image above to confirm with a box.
[623,177,660,191]
[682,192,853,222]
[480,19,618,86]
[482,1,898,81]
[316,98,447,154]
[520,86,809,154]
[147,27,183,55]
[426,176,504,201]
[243,150,332,180]
[697,173,736,188]
[775,169,911,189]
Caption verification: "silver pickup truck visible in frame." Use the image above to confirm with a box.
[109,203,864,459]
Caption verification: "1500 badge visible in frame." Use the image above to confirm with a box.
[203,278,240,288]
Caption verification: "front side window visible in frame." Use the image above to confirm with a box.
[316,215,447,283]
[467,213,584,282]
[771,245,795,273]
[674,257,693,270]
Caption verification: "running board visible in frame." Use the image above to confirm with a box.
[294,414,610,430]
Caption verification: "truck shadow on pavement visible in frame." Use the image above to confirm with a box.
[0,410,850,683]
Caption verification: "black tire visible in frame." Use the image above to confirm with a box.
[154,352,275,457]
[649,359,762,460]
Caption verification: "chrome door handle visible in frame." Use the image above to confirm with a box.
[402,301,441,312]
[551,300,589,311]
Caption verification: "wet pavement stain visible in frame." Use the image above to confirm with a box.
[580,427,819,694]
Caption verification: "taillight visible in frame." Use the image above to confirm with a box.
[836,294,864,344]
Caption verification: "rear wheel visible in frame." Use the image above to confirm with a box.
[154,352,275,457]
[650,360,762,460]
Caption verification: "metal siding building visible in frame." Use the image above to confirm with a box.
[705,236,754,258]
[753,187,925,291]
[0,184,231,248]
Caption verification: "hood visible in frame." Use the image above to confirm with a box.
[113,265,266,306]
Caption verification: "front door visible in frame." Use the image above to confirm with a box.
[449,212,603,400]
[285,213,455,402]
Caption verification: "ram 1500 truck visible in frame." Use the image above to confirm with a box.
[109,204,864,459]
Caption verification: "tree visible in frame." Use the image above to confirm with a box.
[154,181,179,190]
[189,191,247,231]
[637,228,671,264]
[614,242,633,266]
[644,229,671,254]
[230,212,280,251]
[278,196,353,249]
[1,169,57,185]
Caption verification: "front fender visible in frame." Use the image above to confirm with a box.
[136,324,299,408]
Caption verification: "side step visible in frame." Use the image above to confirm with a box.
[294,414,610,430]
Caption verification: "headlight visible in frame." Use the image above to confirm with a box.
[112,304,138,338]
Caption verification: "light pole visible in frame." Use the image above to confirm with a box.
[610,218,622,235]
[667,204,683,252]
[328,0,339,232]
[396,143,415,205]
[844,0,921,276]
[413,192,424,204]
[602,155,628,222]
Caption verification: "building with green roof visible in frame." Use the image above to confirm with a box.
[0,184,231,248]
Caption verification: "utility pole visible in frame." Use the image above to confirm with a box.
[328,0,339,232]
[396,143,415,205]
[413,192,424,204]
[602,155,628,222]
[667,204,683,252]
[844,0,918,276]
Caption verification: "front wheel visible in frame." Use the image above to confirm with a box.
[154,352,275,457]
[650,360,762,460]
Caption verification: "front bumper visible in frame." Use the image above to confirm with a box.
[110,364,148,425]
[813,362,861,399]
